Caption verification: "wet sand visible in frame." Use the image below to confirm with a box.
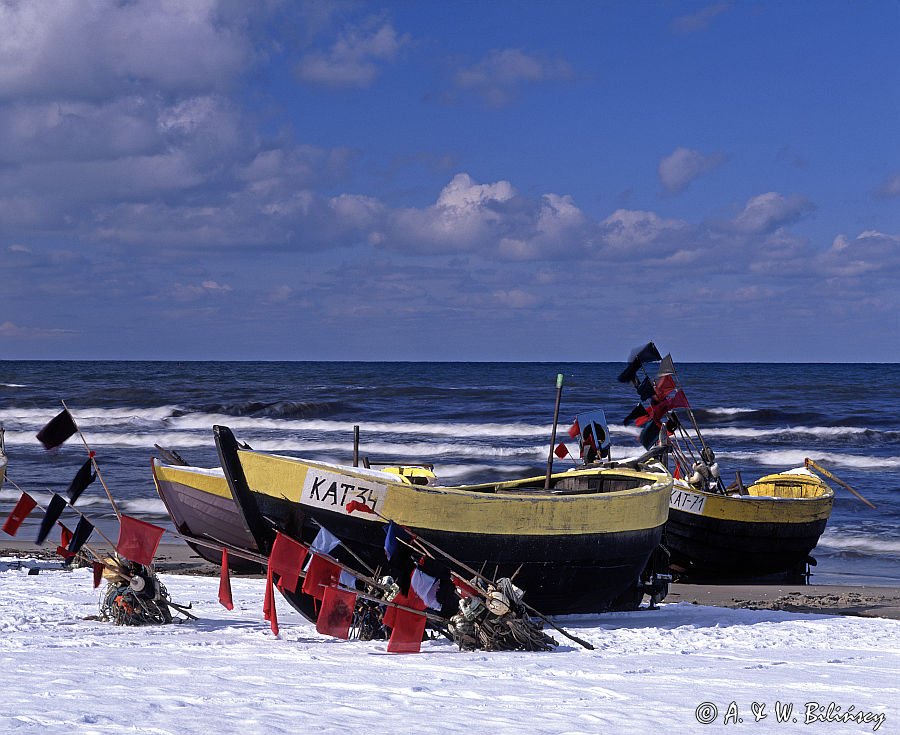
[4,539,900,620]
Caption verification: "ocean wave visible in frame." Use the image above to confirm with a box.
[720,450,900,470]
[816,531,900,556]
[1,383,27,388]
[704,407,757,415]
[120,498,169,516]
[0,406,181,426]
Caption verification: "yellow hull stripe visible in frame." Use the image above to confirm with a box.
[152,462,232,500]
[673,481,834,524]
[238,451,671,535]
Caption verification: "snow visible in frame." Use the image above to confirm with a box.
[1,560,897,735]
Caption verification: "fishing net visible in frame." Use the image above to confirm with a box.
[98,557,187,626]
[448,577,557,652]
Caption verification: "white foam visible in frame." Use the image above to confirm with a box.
[721,449,900,470]
[817,531,900,556]
[1,383,27,388]
[705,406,756,415]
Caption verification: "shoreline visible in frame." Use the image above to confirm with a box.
[4,539,900,620]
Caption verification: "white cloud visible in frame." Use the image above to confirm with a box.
[730,192,814,235]
[599,209,689,252]
[876,173,900,198]
[492,289,539,308]
[0,0,253,101]
[670,3,730,34]
[295,21,408,87]
[658,147,725,193]
[454,49,573,107]
[818,230,900,277]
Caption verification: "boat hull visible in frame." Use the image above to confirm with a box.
[665,477,834,582]
[235,446,672,615]
[151,460,263,574]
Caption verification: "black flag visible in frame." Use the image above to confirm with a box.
[66,458,96,504]
[636,376,656,401]
[36,409,77,450]
[66,516,94,557]
[639,420,661,450]
[36,494,67,545]
[618,342,662,383]
[624,404,650,426]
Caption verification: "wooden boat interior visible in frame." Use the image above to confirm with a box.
[746,472,833,499]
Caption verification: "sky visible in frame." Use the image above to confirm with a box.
[1,0,898,362]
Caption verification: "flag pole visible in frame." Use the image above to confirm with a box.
[544,373,564,491]
[349,504,595,651]
[61,400,122,521]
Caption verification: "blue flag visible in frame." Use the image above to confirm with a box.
[384,521,412,560]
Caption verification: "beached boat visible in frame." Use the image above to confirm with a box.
[663,467,834,581]
[151,461,264,574]
[618,343,835,582]
[154,425,673,616]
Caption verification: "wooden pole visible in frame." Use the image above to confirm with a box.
[805,458,877,509]
[353,425,360,467]
[544,373,564,491]
[61,400,122,520]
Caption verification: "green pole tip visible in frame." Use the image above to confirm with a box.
[556,373,564,388]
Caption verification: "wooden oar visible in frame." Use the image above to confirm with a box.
[805,458,877,510]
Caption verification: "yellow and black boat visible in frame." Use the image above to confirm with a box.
[154,425,673,616]
[664,467,834,581]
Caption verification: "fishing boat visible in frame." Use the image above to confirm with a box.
[151,460,263,574]
[618,343,836,582]
[664,467,833,580]
[153,425,673,616]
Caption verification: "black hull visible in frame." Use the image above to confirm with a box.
[255,492,664,615]
[665,508,828,582]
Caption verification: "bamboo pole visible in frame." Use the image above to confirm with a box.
[61,400,122,520]
[352,504,595,651]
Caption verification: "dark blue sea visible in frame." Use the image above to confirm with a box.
[2,361,898,585]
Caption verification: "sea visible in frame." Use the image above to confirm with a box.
[1,361,898,586]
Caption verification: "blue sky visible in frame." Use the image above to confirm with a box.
[2,1,898,361]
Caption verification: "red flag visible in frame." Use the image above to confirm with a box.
[301,553,342,601]
[566,419,580,439]
[268,532,308,594]
[554,442,568,459]
[345,500,374,514]
[383,588,425,629]
[218,548,234,611]
[387,607,427,654]
[116,515,164,566]
[2,492,37,536]
[263,566,279,636]
[92,562,104,588]
[316,586,357,639]
[647,390,690,422]
[674,464,682,480]
[655,374,676,400]
[56,524,76,561]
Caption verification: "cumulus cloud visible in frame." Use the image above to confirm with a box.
[658,147,725,193]
[670,3,730,34]
[0,0,254,101]
[377,173,591,260]
[454,49,573,107]
[729,192,815,235]
[294,20,408,87]
[819,230,900,278]
[599,209,690,255]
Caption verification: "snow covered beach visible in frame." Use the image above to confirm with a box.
[1,556,897,735]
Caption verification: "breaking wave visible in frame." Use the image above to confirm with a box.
[720,450,900,470]
[817,532,900,556]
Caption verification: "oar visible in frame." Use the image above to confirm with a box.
[805,458,877,510]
